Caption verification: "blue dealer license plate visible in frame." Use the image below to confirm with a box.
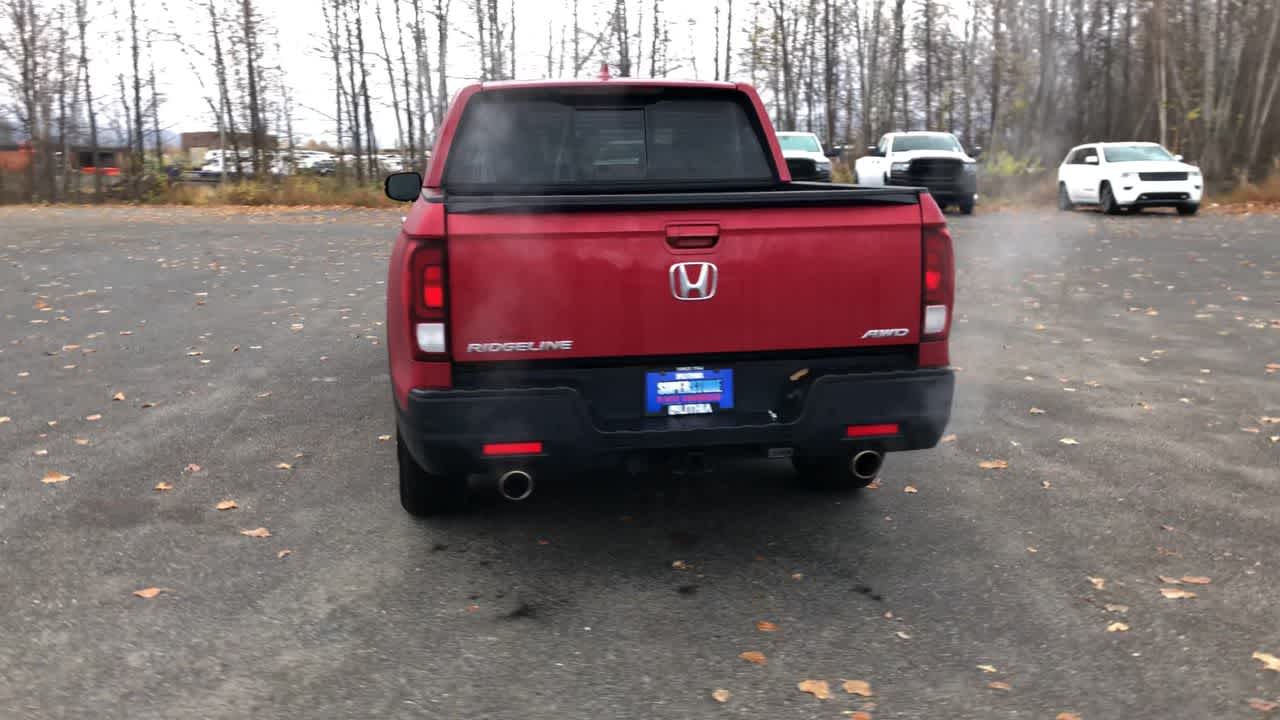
[645,368,735,416]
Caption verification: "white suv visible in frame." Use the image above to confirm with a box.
[1057,142,1203,215]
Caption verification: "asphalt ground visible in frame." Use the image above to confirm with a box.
[1,204,1278,719]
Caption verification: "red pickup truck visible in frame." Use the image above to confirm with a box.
[384,79,955,515]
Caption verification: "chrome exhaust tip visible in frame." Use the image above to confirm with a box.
[850,451,884,481]
[497,469,534,502]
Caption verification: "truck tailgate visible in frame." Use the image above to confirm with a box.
[445,196,923,362]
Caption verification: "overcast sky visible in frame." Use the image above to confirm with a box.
[112,0,733,148]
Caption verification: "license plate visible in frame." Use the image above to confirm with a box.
[645,367,734,416]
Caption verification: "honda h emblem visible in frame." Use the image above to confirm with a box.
[669,262,718,301]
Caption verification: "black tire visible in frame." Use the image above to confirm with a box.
[791,456,877,491]
[958,197,975,215]
[398,433,468,516]
[1058,183,1075,211]
[1100,183,1122,215]
[1177,203,1200,216]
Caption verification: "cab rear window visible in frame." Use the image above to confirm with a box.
[443,88,776,192]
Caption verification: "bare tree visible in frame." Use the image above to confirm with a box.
[129,0,144,197]
[374,0,405,150]
[75,0,101,200]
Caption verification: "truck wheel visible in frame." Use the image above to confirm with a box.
[791,454,879,491]
[1100,183,1122,215]
[958,197,975,215]
[1058,183,1074,211]
[1177,203,1199,216]
[398,433,468,516]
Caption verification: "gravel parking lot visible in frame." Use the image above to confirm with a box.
[1,204,1277,719]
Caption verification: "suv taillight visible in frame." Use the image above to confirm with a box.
[922,225,954,340]
[410,240,448,358]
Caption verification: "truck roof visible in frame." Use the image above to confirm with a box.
[478,79,739,91]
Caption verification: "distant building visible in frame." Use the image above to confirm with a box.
[179,131,278,151]
[0,142,128,174]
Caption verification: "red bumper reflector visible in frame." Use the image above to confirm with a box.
[846,423,900,438]
[482,441,544,456]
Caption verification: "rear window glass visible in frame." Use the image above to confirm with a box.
[443,88,775,191]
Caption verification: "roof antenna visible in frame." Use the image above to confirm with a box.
[598,62,611,81]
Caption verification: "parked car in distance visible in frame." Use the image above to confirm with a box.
[855,131,979,214]
[776,131,836,181]
[1057,141,1203,215]
[381,78,955,516]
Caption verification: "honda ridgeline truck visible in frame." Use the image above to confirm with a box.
[383,79,955,515]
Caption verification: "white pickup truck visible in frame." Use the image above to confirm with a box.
[855,131,980,214]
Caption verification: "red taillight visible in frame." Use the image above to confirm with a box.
[410,241,448,357]
[846,423,900,438]
[422,265,444,309]
[922,225,954,339]
[483,441,544,456]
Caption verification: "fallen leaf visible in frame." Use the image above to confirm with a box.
[895,630,911,640]
[112,391,125,401]
[988,681,1011,691]
[1029,407,1046,415]
[756,620,779,632]
[140,402,157,409]
[866,478,881,489]
[74,438,90,446]
[671,560,689,570]
[941,433,957,443]
[711,688,731,703]
[1057,714,1084,720]
[33,448,48,456]
[1248,698,1279,712]
[132,587,168,599]
[1089,576,1106,590]
[186,350,203,357]
[1159,575,1183,584]
[215,499,238,511]
[848,713,873,720]
[41,470,71,484]
[256,391,272,398]
[1160,587,1197,599]
[240,527,272,538]
[979,459,1009,470]
[1254,651,1280,672]
[277,549,292,559]
[797,679,831,700]
[153,481,173,492]
[275,462,293,470]
[739,651,766,665]
[977,664,998,673]
[842,679,872,697]
[903,485,918,494]
[791,572,804,581]
[465,603,479,613]
[1042,480,1052,489]
[1181,576,1211,585]
[84,414,101,421]
[1107,622,1130,633]
[184,463,201,473]
[1059,437,1080,445]
[0,416,10,423]
[377,434,392,442]
[1105,603,1129,613]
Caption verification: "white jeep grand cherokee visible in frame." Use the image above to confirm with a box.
[1057,142,1203,215]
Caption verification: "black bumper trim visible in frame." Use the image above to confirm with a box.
[398,368,954,474]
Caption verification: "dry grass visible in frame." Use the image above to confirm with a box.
[153,177,395,207]
[1210,174,1280,209]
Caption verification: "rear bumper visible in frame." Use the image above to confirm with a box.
[397,368,954,474]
